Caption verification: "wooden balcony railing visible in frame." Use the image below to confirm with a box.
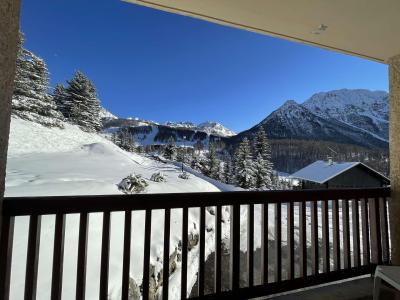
[0,187,391,300]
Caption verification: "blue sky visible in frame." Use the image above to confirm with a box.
[21,0,388,133]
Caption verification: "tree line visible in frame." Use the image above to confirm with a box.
[12,32,101,132]
[140,127,290,190]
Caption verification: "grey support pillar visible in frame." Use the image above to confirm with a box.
[0,0,20,219]
[389,54,400,265]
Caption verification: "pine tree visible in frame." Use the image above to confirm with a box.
[114,127,135,152]
[190,153,203,171]
[53,83,70,118]
[253,127,274,189]
[205,143,220,179]
[164,136,177,160]
[223,157,234,184]
[12,32,63,127]
[64,71,102,131]
[253,153,270,190]
[215,162,225,182]
[176,148,185,163]
[235,138,255,189]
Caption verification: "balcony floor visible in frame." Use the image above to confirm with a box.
[260,275,399,300]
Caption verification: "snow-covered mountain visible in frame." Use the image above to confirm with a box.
[303,89,388,140]
[102,89,388,150]
[99,107,117,120]
[232,89,389,149]
[239,100,383,147]
[164,121,196,129]
[163,121,235,137]
[197,121,236,137]
[102,117,235,148]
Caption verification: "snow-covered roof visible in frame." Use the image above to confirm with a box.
[290,160,389,184]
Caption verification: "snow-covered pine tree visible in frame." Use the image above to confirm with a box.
[12,33,63,127]
[205,143,220,179]
[52,83,70,118]
[253,153,270,190]
[163,136,177,160]
[235,137,255,189]
[253,127,274,189]
[215,162,225,182]
[176,147,185,163]
[223,156,234,184]
[65,71,102,131]
[190,153,203,171]
[114,127,135,152]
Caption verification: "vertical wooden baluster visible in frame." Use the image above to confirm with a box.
[100,212,111,300]
[51,214,65,300]
[230,204,240,290]
[76,213,88,300]
[379,197,390,263]
[121,211,132,300]
[25,215,42,300]
[0,215,15,300]
[181,207,188,299]
[287,202,294,280]
[163,209,171,300]
[299,201,307,277]
[274,203,282,282]
[352,199,361,268]
[311,201,318,275]
[261,203,268,284]
[247,204,254,287]
[142,210,152,300]
[332,199,340,271]
[369,198,382,265]
[342,199,350,269]
[361,199,370,265]
[215,206,222,294]
[322,200,330,273]
[385,197,391,263]
[198,207,205,296]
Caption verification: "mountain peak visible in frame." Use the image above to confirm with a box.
[303,88,388,140]
[234,88,388,150]
[99,107,117,120]
[197,121,236,137]
[281,99,299,107]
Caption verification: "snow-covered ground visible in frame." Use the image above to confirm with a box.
[4,118,239,300]
[5,117,367,300]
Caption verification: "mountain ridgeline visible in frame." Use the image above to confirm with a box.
[230,89,389,173]
[102,89,389,174]
[232,89,388,149]
[103,118,234,151]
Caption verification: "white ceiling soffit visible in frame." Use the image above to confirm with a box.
[125,0,400,64]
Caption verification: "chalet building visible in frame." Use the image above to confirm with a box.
[291,160,390,189]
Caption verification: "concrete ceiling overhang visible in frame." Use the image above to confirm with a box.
[125,0,400,64]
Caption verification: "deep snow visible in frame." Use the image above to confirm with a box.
[5,118,237,300]
[5,117,365,300]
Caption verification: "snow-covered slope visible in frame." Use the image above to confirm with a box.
[5,117,361,299]
[303,89,388,140]
[5,117,240,300]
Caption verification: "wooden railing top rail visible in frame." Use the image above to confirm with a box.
[3,187,390,216]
